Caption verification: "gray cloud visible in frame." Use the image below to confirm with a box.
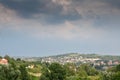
[101,0,120,9]
[0,0,120,25]
[0,0,60,17]
[0,0,81,23]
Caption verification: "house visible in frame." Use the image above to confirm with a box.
[26,64,34,69]
[0,58,8,65]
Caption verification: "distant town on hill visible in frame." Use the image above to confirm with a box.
[20,53,120,70]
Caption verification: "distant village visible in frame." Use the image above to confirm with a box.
[23,53,120,70]
[41,55,119,70]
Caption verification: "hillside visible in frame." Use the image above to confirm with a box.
[22,53,120,62]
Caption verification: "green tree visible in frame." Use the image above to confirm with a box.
[80,64,98,76]
[112,72,120,80]
[40,75,50,80]
[0,56,2,59]
[40,63,66,80]
[64,63,76,77]
[76,66,88,78]
[0,65,20,80]
[115,64,120,72]
[49,63,66,80]
[16,58,21,61]
[19,65,31,80]
[65,76,79,80]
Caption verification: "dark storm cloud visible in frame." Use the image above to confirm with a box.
[102,0,120,9]
[45,10,82,24]
[0,0,120,24]
[72,0,120,8]
[0,0,81,23]
[0,0,61,17]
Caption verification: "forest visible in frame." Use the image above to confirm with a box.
[0,55,120,80]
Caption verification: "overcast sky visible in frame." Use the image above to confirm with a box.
[0,0,120,57]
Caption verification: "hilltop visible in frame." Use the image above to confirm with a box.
[22,53,120,62]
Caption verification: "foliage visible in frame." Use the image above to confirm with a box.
[101,64,120,80]
[0,64,20,80]
[63,63,76,77]
[65,76,80,80]
[112,72,120,80]
[19,65,31,80]
[0,55,33,80]
[77,64,99,76]
[1,55,120,80]
[40,63,66,80]
[100,72,113,80]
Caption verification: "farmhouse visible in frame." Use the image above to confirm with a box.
[0,58,8,65]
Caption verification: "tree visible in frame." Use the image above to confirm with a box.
[63,63,76,77]
[76,66,88,78]
[40,63,66,80]
[0,56,2,59]
[49,63,66,80]
[112,72,120,80]
[16,58,21,61]
[65,76,79,80]
[40,75,50,80]
[0,65,20,80]
[100,72,112,80]
[115,64,120,72]
[80,64,98,76]
[19,65,31,80]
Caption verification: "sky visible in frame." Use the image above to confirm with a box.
[0,0,120,57]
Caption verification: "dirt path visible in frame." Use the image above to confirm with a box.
[28,72,41,77]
